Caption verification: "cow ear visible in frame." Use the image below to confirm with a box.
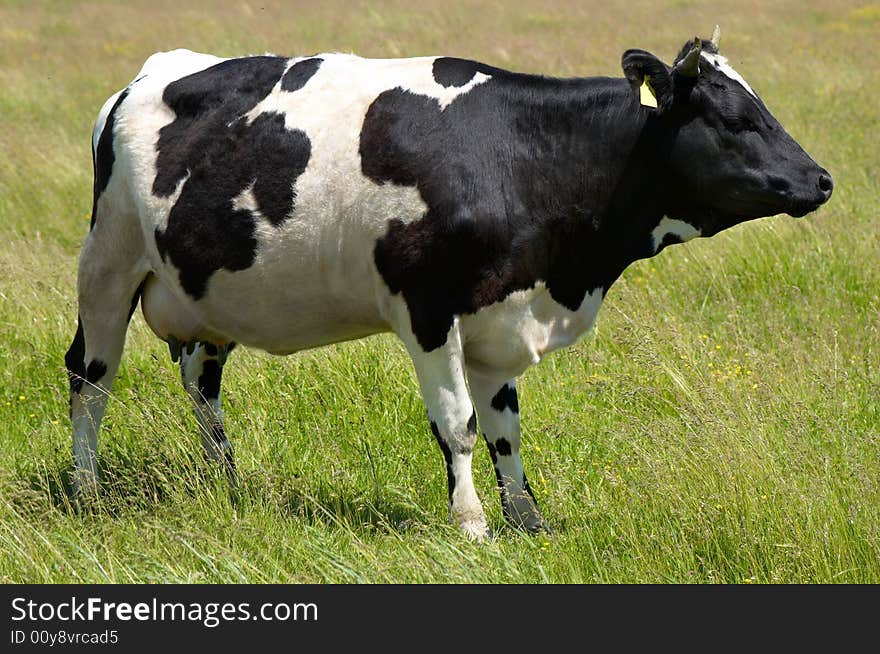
[622,49,672,113]
[673,37,702,78]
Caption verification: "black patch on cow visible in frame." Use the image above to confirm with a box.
[152,56,312,299]
[67,278,142,396]
[218,341,236,365]
[494,437,512,457]
[209,423,226,442]
[490,383,519,414]
[203,343,218,357]
[198,360,222,400]
[205,420,234,471]
[431,57,496,88]
[523,475,537,502]
[152,56,286,196]
[127,279,146,322]
[484,434,539,518]
[658,232,683,253]
[86,360,107,385]
[206,420,228,447]
[65,318,86,395]
[430,420,455,500]
[90,88,130,231]
[483,435,510,509]
[467,411,477,434]
[494,465,507,507]
[281,57,322,92]
[484,435,506,492]
[484,435,498,465]
[361,69,662,351]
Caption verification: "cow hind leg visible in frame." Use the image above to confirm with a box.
[178,341,236,479]
[65,229,147,497]
[467,371,548,533]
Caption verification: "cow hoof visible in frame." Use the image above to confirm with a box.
[503,497,549,534]
[524,518,552,535]
[504,509,551,534]
[459,520,492,542]
[70,471,100,496]
[69,476,103,511]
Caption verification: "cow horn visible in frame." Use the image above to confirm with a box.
[676,37,701,77]
[711,25,721,49]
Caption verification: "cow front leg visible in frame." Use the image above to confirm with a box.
[468,371,547,533]
[402,325,488,540]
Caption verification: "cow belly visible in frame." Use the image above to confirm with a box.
[140,274,229,345]
[213,299,388,355]
[140,270,388,354]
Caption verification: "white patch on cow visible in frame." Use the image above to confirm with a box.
[434,71,491,109]
[250,54,490,119]
[462,284,604,380]
[651,217,701,252]
[701,52,757,98]
[138,48,226,79]
[146,171,188,235]
[230,184,264,219]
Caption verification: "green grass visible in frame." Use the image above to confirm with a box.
[1,0,878,583]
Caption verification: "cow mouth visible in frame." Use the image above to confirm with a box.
[673,192,826,237]
[785,197,827,219]
[720,192,827,222]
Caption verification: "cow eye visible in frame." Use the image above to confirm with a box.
[722,113,759,133]
[734,116,758,132]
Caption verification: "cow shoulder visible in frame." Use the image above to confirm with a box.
[360,59,600,351]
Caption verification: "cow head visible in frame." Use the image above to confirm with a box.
[622,27,833,238]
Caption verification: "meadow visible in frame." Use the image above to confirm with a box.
[0,0,877,583]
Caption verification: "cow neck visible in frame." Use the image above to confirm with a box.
[512,77,665,310]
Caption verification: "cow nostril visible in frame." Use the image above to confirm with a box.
[818,174,833,194]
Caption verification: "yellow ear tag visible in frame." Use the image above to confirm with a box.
[640,76,658,108]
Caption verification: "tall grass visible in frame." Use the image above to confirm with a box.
[0,0,877,582]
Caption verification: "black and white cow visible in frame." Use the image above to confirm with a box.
[66,29,832,538]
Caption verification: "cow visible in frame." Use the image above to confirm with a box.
[65,28,832,539]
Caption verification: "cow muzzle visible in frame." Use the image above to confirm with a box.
[786,168,833,218]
